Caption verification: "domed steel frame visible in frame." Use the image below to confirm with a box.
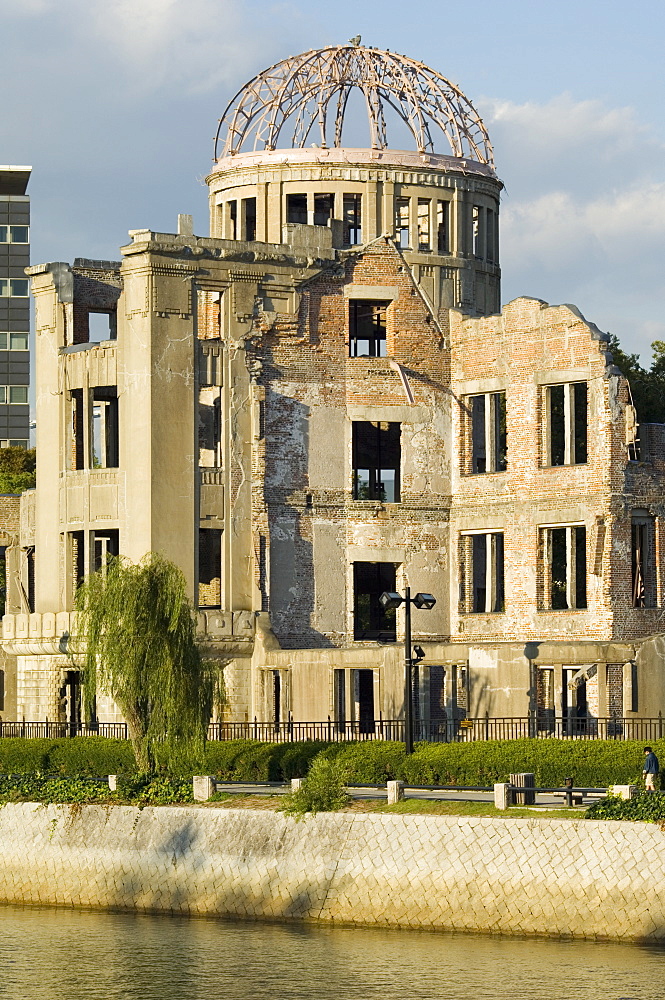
[214,44,494,167]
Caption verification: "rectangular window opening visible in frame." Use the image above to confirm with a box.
[349,300,388,358]
[314,193,334,227]
[242,197,256,241]
[93,530,119,574]
[92,386,119,469]
[632,516,656,608]
[547,382,588,466]
[396,197,410,248]
[472,205,481,257]
[71,388,84,471]
[199,528,222,608]
[228,200,237,240]
[468,391,506,473]
[352,421,400,502]
[417,199,431,251]
[544,525,587,610]
[437,200,449,254]
[343,193,362,246]
[353,562,397,641]
[461,532,505,613]
[87,311,116,343]
[286,193,307,225]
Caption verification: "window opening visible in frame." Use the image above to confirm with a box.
[461,532,504,613]
[544,526,587,609]
[417,199,431,251]
[334,668,346,731]
[272,670,281,729]
[70,531,85,596]
[7,386,27,404]
[547,382,587,466]
[314,193,334,227]
[349,300,388,358]
[70,389,84,471]
[632,516,656,608]
[343,193,362,245]
[199,528,222,608]
[486,208,496,264]
[472,205,481,257]
[0,333,29,350]
[93,530,119,574]
[536,667,555,732]
[396,197,410,247]
[0,225,29,243]
[356,669,375,734]
[87,311,116,343]
[92,387,118,468]
[563,667,588,735]
[242,197,256,241]
[26,546,35,613]
[437,201,449,253]
[469,392,506,473]
[286,193,307,225]
[198,388,222,468]
[428,665,447,732]
[228,200,237,240]
[352,421,400,502]
[353,562,397,641]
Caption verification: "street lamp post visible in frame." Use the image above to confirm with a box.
[378,587,436,754]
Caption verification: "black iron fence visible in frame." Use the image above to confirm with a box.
[1,715,664,742]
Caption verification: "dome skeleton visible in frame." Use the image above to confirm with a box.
[214,45,494,167]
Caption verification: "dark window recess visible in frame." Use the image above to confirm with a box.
[199,528,222,608]
[26,546,35,613]
[463,533,504,613]
[536,667,555,732]
[71,389,84,470]
[272,670,281,728]
[0,669,4,712]
[353,562,397,641]
[469,392,506,473]
[632,517,655,608]
[472,205,481,257]
[242,198,256,241]
[549,384,565,466]
[343,193,362,245]
[429,665,447,724]
[198,389,222,467]
[356,669,375,734]
[417,199,430,251]
[286,193,307,225]
[349,300,388,357]
[314,193,334,227]
[59,670,82,728]
[93,530,119,573]
[334,669,346,730]
[92,387,119,469]
[548,382,587,466]
[229,200,237,239]
[437,201,449,253]
[548,526,586,610]
[486,208,497,264]
[352,421,400,502]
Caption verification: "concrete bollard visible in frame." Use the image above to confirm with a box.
[291,777,304,792]
[610,784,638,800]
[108,774,117,792]
[387,780,405,804]
[494,782,512,810]
[193,775,215,801]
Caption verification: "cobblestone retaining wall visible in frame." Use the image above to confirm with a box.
[0,804,663,940]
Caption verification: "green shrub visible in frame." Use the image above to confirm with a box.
[281,756,349,817]
[0,774,109,803]
[586,791,665,822]
[0,738,136,777]
[201,740,330,781]
[114,775,194,804]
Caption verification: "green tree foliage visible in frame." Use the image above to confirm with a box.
[607,335,665,423]
[0,447,36,494]
[73,553,217,773]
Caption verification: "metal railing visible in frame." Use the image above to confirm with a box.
[0,714,663,742]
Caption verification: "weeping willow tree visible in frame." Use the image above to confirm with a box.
[74,553,216,773]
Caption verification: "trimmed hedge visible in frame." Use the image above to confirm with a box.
[0,736,659,788]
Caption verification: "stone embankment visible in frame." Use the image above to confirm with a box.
[0,803,663,940]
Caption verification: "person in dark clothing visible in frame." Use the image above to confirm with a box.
[643,747,660,791]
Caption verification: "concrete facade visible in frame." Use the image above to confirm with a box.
[0,802,663,941]
[3,45,665,731]
[0,167,31,449]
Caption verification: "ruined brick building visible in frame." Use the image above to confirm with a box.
[3,43,665,734]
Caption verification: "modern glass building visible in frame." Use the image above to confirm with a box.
[0,166,31,449]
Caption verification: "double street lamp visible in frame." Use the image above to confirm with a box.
[378,587,436,754]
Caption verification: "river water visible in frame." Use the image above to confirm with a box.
[0,904,663,1000]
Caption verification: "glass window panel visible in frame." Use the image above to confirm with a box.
[10,226,29,243]
[9,279,29,297]
[0,227,7,243]
[9,386,28,404]
[0,280,8,297]
[0,388,6,403]
[8,440,27,449]
[9,333,28,350]
[0,334,7,349]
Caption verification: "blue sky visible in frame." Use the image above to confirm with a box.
[3,0,665,360]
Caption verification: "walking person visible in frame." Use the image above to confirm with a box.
[643,746,660,792]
